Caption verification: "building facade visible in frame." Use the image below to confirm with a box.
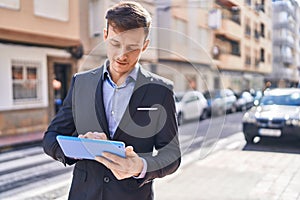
[155,0,215,93]
[0,0,157,138]
[0,0,275,139]
[269,0,300,87]
[212,0,273,92]
[0,0,82,137]
[154,0,273,93]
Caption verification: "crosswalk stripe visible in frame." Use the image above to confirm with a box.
[0,171,72,199]
[0,147,43,163]
[0,145,75,199]
[0,153,53,173]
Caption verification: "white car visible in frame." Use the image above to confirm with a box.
[204,89,237,116]
[175,91,208,125]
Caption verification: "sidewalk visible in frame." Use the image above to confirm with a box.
[0,131,43,151]
[154,149,300,200]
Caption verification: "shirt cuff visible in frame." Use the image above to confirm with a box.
[133,158,147,179]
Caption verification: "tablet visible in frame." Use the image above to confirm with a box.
[56,135,126,160]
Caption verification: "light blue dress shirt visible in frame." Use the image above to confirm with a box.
[102,60,146,178]
[102,60,138,138]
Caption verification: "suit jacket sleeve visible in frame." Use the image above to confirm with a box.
[142,86,181,184]
[43,76,77,165]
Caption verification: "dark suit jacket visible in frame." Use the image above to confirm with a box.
[43,65,181,200]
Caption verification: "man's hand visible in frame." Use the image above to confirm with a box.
[78,132,107,140]
[95,146,144,180]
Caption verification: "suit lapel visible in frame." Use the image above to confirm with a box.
[94,66,110,138]
[113,67,151,139]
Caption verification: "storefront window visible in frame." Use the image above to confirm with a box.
[12,61,40,101]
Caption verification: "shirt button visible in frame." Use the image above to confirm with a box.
[111,111,114,115]
[104,176,110,183]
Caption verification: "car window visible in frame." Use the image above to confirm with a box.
[185,95,199,103]
[175,94,184,102]
[260,92,300,106]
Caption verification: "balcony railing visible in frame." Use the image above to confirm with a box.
[273,23,295,32]
[219,5,241,25]
[274,55,294,65]
[217,53,243,70]
[273,38,295,49]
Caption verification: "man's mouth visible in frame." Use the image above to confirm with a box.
[116,60,127,65]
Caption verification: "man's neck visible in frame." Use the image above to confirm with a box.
[109,69,130,86]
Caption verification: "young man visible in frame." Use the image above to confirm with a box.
[43,1,181,199]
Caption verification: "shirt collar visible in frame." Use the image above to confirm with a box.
[102,59,139,82]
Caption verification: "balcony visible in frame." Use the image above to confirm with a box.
[273,38,295,49]
[274,55,294,65]
[273,2,296,19]
[217,53,243,71]
[215,18,242,41]
[216,0,241,8]
[0,1,81,49]
[273,23,295,32]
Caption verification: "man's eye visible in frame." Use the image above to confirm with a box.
[127,46,139,51]
[110,41,120,47]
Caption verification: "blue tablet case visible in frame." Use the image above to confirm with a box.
[56,135,126,160]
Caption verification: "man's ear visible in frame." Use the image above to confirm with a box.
[103,29,108,41]
[142,39,150,52]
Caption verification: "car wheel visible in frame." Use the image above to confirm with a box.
[230,104,237,113]
[200,109,208,120]
[241,105,247,112]
[244,134,254,144]
[177,112,184,126]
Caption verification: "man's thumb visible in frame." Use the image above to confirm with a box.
[125,146,135,156]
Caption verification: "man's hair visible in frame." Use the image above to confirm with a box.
[105,1,152,39]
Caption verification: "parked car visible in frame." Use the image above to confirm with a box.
[252,90,263,106]
[242,88,300,143]
[235,91,254,111]
[175,90,208,125]
[204,89,237,116]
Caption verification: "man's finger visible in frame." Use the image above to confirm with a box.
[125,146,137,157]
[95,156,122,171]
[102,152,123,164]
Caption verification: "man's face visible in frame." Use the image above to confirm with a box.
[104,26,149,76]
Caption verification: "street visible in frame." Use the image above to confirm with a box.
[1,111,300,199]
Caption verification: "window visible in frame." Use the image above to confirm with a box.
[260,23,265,38]
[245,56,251,66]
[34,0,69,21]
[245,0,251,6]
[231,41,240,56]
[173,18,188,45]
[260,48,265,62]
[0,0,20,10]
[12,60,41,101]
[89,0,103,37]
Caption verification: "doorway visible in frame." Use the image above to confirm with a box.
[53,63,71,113]
[47,56,76,121]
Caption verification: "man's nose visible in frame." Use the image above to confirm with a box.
[117,48,128,59]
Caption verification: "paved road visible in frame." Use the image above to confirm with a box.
[0,146,73,199]
[0,112,245,199]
